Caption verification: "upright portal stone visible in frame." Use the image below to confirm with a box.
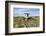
[24,13,30,21]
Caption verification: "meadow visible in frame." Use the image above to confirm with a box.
[13,16,39,28]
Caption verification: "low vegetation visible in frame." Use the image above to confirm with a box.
[13,16,39,28]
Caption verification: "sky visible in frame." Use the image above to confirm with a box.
[13,8,40,17]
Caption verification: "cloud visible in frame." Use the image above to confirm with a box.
[13,8,40,16]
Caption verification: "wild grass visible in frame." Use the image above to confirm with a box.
[13,16,39,28]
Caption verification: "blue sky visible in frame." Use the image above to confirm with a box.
[13,8,40,16]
